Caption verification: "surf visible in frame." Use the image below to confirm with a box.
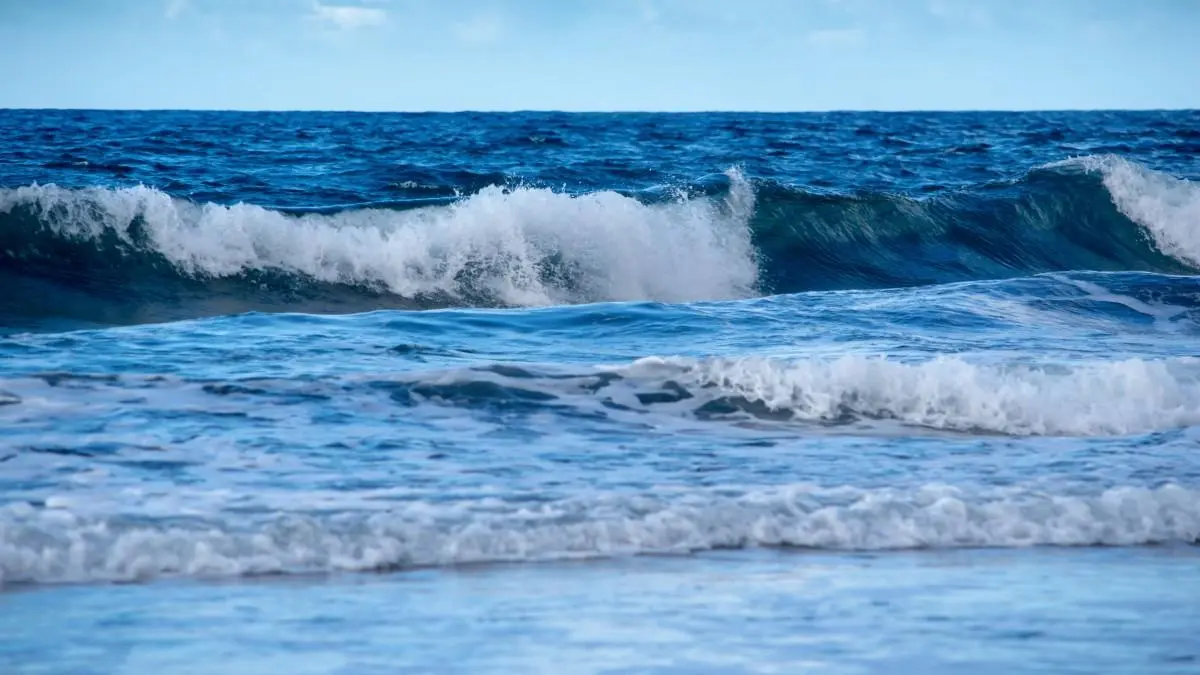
[3,483,1196,586]
[0,155,1196,327]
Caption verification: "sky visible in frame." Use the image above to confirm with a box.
[0,0,1197,111]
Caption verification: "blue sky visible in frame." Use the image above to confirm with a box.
[1,0,1197,111]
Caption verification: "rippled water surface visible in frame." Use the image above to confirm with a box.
[1,110,1199,674]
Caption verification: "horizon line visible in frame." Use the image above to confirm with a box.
[2,106,1197,115]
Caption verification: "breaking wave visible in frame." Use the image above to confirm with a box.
[2,353,1197,437]
[0,155,1197,326]
[605,354,1200,436]
[353,353,1200,437]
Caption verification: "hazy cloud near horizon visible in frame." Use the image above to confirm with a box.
[0,0,1196,110]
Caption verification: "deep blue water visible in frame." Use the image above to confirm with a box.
[1,110,1199,674]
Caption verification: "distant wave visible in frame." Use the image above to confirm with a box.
[0,155,1196,326]
[3,483,1197,585]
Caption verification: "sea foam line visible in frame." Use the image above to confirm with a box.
[1,483,1196,586]
[606,354,1200,436]
[0,354,1197,437]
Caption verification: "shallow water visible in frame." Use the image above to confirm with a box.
[5,548,1199,675]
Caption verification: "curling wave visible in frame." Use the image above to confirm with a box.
[0,155,1197,325]
[754,155,1199,292]
[0,171,759,325]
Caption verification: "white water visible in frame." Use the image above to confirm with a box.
[372,353,1200,437]
[2,157,1197,310]
[1070,155,1200,266]
[0,171,759,306]
[2,353,1196,438]
[2,483,1196,585]
[612,354,1200,436]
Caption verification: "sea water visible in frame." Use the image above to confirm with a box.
[1,110,1198,674]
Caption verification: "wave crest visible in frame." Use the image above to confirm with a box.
[608,354,1200,436]
[1,155,1197,325]
[751,155,1198,294]
[343,353,1200,437]
[0,170,759,309]
[1068,155,1200,267]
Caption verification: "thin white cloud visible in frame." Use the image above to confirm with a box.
[453,13,504,45]
[310,3,388,30]
[807,27,865,48]
[927,0,991,27]
[164,0,189,20]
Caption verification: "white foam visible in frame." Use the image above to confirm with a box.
[3,354,1195,438]
[1049,273,1191,324]
[1066,155,1200,267]
[612,354,1200,436]
[0,172,759,306]
[1,484,1196,585]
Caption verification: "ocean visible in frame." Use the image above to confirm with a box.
[1,109,1198,674]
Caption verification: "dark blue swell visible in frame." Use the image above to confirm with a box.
[0,110,1197,328]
